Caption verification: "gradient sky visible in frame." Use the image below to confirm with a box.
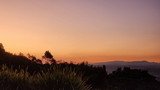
[0,0,160,63]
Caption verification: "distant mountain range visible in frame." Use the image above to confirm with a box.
[94,61,160,81]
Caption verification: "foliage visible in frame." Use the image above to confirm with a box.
[0,43,160,90]
[42,51,56,64]
[0,65,90,90]
[105,67,160,90]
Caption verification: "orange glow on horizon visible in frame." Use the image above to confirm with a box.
[0,0,160,63]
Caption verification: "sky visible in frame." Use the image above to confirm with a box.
[0,0,160,63]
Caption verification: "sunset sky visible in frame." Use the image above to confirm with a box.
[0,0,160,63]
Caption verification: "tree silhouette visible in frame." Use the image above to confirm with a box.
[44,51,53,59]
[0,43,160,90]
[0,43,5,57]
[43,51,56,64]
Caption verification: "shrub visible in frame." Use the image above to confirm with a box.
[0,65,90,90]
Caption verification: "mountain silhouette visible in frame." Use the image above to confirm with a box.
[94,61,160,81]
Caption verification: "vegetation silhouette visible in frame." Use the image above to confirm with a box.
[0,43,159,90]
[42,51,56,64]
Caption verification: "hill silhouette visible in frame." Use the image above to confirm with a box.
[0,43,160,90]
[94,61,160,81]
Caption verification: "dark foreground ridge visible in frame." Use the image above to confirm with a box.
[94,61,160,81]
[0,43,160,90]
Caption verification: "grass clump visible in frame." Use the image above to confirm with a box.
[0,65,90,90]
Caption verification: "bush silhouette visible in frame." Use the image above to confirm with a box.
[0,43,160,90]
[42,51,56,64]
[106,67,160,90]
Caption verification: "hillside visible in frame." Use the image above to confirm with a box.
[0,44,160,90]
[94,61,160,81]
